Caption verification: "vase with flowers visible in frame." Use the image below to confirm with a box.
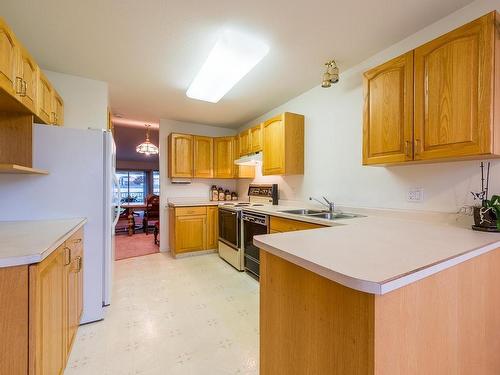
[471,162,500,232]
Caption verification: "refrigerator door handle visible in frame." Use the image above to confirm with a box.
[112,173,121,227]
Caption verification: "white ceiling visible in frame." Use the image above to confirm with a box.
[2,0,473,128]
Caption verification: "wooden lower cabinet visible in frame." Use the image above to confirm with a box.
[269,216,326,233]
[207,206,218,250]
[260,248,500,375]
[0,266,29,374]
[0,228,84,375]
[30,246,65,375]
[65,230,84,355]
[169,206,219,256]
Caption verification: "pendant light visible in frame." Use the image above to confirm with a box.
[136,124,159,156]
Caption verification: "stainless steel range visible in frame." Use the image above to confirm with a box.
[218,184,278,273]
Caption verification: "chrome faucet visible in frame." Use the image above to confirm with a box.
[309,196,335,213]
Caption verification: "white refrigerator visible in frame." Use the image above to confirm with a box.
[0,124,119,324]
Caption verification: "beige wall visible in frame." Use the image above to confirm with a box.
[236,0,500,213]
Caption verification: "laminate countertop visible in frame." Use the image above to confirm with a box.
[167,198,248,207]
[0,218,87,268]
[252,205,500,295]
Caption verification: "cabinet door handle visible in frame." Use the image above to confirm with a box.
[64,246,72,266]
[21,80,27,97]
[72,238,82,243]
[404,140,411,157]
[414,139,421,155]
[75,256,82,272]
[15,77,23,94]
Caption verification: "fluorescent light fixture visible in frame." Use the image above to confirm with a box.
[186,30,269,103]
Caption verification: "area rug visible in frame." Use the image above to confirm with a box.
[115,232,159,260]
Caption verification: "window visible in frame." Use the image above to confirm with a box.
[153,171,160,195]
[117,171,146,203]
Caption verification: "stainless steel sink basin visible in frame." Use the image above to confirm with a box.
[308,212,364,220]
[279,209,324,215]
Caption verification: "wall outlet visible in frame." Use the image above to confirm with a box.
[407,188,424,202]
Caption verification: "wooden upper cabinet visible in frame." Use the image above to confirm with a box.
[363,52,414,165]
[17,47,38,113]
[168,133,193,178]
[214,136,235,178]
[0,17,64,120]
[0,19,18,96]
[262,112,304,176]
[414,12,495,160]
[239,129,251,156]
[36,71,53,124]
[363,12,500,166]
[52,91,64,126]
[193,136,213,178]
[250,123,263,153]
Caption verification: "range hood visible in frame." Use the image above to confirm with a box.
[234,152,262,166]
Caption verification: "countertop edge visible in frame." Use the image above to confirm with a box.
[241,207,340,226]
[167,202,220,207]
[0,218,87,268]
[254,236,500,295]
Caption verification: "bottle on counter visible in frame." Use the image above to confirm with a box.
[225,190,231,201]
[231,192,238,201]
[218,187,225,201]
[211,185,218,201]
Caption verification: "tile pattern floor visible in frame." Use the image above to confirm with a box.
[65,252,259,375]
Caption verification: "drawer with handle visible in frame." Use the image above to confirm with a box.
[175,206,207,216]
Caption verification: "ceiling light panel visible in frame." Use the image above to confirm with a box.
[186,30,269,103]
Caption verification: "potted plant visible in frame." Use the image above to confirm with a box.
[471,162,500,231]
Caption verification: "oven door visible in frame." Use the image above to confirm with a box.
[218,208,240,249]
[243,215,268,279]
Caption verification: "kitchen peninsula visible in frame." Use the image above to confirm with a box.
[0,218,86,374]
[254,212,500,375]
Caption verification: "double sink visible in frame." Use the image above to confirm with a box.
[278,209,364,221]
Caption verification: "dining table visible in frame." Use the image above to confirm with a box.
[121,202,147,236]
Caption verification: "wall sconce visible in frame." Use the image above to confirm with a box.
[321,60,339,88]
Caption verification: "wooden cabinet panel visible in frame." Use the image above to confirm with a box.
[262,113,304,176]
[239,129,251,156]
[250,124,263,153]
[263,117,285,175]
[214,136,235,178]
[174,215,207,254]
[52,91,64,126]
[414,13,494,160]
[363,52,414,165]
[29,246,65,375]
[17,47,38,113]
[175,206,207,216]
[0,265,29,375]
[193,136,213,178]
[65,229,83,356]
[207,206,218,249]
[270,216,325,233]
[36,71,53,125]
[168,133,193,178]
[0,19,18,96]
